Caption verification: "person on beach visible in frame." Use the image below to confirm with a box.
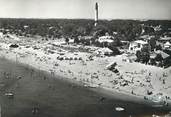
[32,106,39,115]
[65,38,69,45]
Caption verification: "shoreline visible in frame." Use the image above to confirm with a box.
[1,56,171,117]
[0,52,170,109]
[0,40,171,109]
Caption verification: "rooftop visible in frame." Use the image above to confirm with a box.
[159,37,171,41]
[134,40,148,45]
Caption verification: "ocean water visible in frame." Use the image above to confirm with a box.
[0,57,170,117]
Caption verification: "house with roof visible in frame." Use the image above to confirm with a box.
[149,50,170,66]
[78,36,94,45]
[139,35,155,41]
[151,50,171,68]
[129,40,150,53]
[156,36,171,49]
[158,36,171,43]
[97,36,114,47]
[98,36,114,43]
[155,50,170,59]
[164,41,171,49]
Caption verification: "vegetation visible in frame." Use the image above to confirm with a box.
[156,45,162,50]
[0,18,170,42]
[136,46,150,64]
[108,46,121,55]
[149,37,156,51]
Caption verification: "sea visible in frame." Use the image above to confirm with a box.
[0,57,170,117]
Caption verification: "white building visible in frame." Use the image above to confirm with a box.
[158,36,171,43]
[98,36,114,47]
[98,36,114,43]
[164,41,171,49]
[129,40,149,53]
[139,35,155,41]
[157,36,171,49]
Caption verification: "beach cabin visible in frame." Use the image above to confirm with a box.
[129,40,149,53]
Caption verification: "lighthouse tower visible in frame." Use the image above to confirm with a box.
[94,2,98,26]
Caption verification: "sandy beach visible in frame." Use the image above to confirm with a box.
[0,35,171,108]
[0,56,171,117]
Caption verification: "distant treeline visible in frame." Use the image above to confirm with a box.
[0,18,170,41]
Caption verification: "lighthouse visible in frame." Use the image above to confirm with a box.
[94,2,98,26]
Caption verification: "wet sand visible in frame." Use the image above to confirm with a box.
[0,57,170,117]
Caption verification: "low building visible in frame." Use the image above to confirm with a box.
[79,36,94,45]
[94,47,113,56]
[129,40,150,53]
[158,36,171,43]
[153,50,170,68]
[98,36,114,43]
[155,50,170,59]
[97,36,114,47]
[157,36,171,49]
[139,35,155,41]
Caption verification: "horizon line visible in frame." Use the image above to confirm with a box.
[0,17,170,21]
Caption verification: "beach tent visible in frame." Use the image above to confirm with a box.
[95,47,113,55]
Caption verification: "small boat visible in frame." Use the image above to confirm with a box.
[5,92,14,98]
[115,107,125,111]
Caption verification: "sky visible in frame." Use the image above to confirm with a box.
[0,0,171,20]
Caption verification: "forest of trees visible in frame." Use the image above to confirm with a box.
[0,18,170,42]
